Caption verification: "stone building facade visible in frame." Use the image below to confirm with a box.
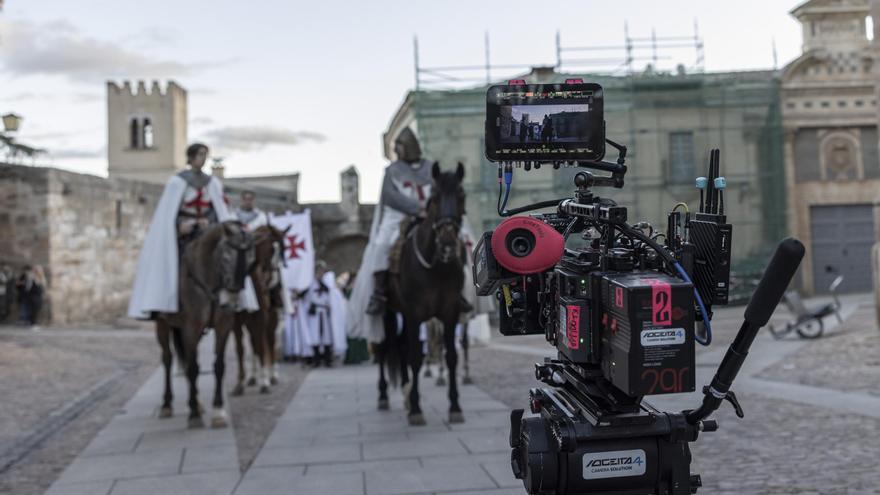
[385,67,786,271]
[782,0,880,293]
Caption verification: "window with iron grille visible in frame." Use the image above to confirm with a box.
[668,131,695,183]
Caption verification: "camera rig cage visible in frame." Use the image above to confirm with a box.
[473,80,804,494]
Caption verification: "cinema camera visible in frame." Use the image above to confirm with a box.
[473,80,805,494]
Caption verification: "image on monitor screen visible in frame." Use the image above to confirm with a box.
[498,104,591,145]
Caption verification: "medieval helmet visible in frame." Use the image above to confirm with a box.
[394,127,422,163]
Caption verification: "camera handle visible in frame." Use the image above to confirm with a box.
[685,238,805,424]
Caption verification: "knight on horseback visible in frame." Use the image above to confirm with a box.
[346,128,472,344]
[127,142,259,428]
[128,143,259,318]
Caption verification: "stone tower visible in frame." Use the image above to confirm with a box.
[107,80,188,183]
[340,165,360,217]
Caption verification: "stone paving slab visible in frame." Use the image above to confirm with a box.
[236,363,514,495]
[45,333,242,495]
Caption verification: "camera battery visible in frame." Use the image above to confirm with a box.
[558,296,591,363]
[600,272,695,397]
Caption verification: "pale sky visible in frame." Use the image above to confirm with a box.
[0,0,808,203]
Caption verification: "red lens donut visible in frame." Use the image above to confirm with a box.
[491,216,564,274]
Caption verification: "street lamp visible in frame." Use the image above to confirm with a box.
[2,113,22,134]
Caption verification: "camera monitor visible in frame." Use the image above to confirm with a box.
[485,82,605,163]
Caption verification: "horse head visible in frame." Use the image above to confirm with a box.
[426,161,466,265]
[214,221,255,294]
[251,224,290,290]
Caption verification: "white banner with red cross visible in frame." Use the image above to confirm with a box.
[269,209,315,292]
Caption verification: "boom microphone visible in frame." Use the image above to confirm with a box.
[687,238,805,424]
[743,238,806,327]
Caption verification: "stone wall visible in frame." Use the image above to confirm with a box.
[45,168,163,324]
[0,163,163,324]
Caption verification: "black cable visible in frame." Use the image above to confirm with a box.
[562,218,581,241]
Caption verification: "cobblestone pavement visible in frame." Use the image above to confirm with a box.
[0,324,308,495]
[761,301,880,398]
[468,297,880,494]
[228,359,309,471]
[0,325,156,495]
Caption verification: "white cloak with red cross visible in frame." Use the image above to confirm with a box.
[128,174,237,319]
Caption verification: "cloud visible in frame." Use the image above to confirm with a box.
[0,19,224,82]
[191,116,215,126]
[71,92,102,103]
[47,146,105,159]
[121,26,180,47]
[201,126,326,152]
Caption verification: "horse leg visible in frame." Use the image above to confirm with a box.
[444,319,464,423]
[231,314,246,396]
[246,336,259,388]
[377,338,389,410]
[405,317,426,426]
[423,322,434,379]
[435,325,447,387]
[184,324,204,429]
[250,312,271,394]
[267,309,280,385]
[156,321,173,418]
[211,320,231,429]
[461,322,473,385]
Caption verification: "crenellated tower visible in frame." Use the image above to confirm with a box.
[107,80,188,183]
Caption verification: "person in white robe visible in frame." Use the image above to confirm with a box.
[235,190,268,231]
[127,143,259,319]
[299,261,348,367]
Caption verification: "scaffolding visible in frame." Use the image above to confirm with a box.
[556,21,704,75]
[413,23,705,90]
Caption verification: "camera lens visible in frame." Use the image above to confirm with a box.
[506,228,536,258]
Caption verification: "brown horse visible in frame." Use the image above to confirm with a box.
[231,224,288,395]
[156,222,254,428]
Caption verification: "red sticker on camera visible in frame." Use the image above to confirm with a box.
[648,280,672,326]
[566,305,581,349]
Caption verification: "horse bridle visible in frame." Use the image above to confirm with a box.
[410,198,463,270]
[185,223,255,304]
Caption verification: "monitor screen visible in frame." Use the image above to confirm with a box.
[485,83,604,163]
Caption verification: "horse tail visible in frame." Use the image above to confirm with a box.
[171,326,186,371]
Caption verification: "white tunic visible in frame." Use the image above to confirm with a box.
[236,208,269,231]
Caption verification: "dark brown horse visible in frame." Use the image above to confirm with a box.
[231,224,288,395]
[156,222,254,428]
[378,162,467,426]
